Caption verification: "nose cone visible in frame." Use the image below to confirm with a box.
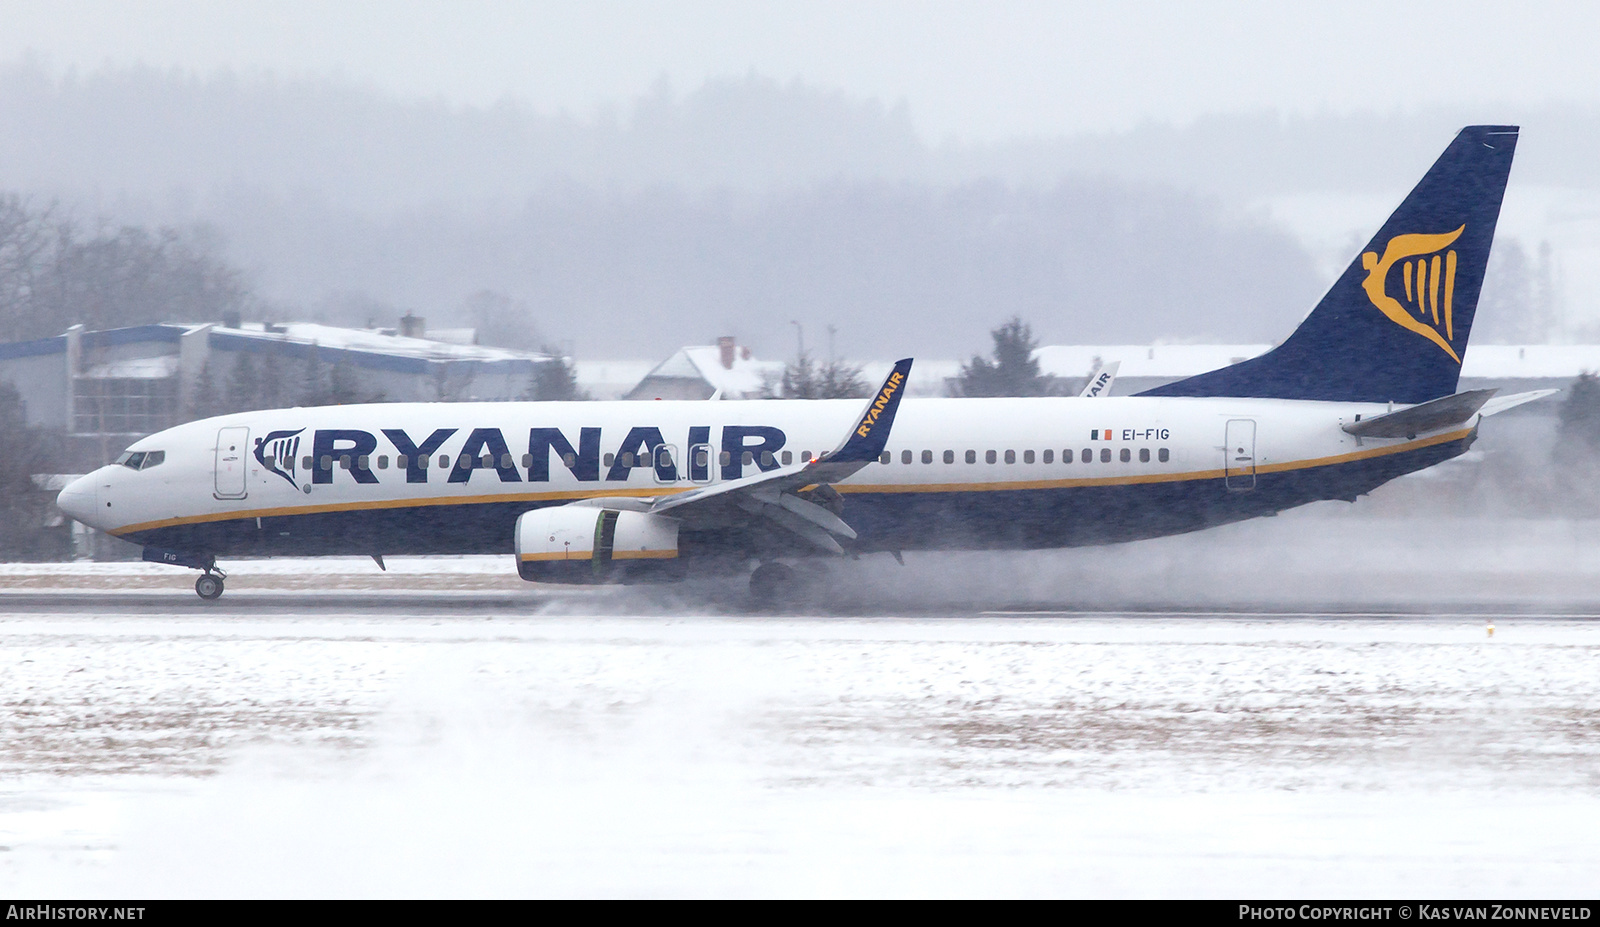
[56,473,99,526]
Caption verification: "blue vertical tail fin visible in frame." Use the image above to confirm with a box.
[1140,125,1518,404]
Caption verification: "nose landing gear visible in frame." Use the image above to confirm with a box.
[141,547,227,600]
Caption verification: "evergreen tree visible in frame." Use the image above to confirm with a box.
[0,381,59,559]
[224,352,260,413]
[187,357,224,421]
[764,351,868,399]
[952,316,1055,397]
[1554,372,1600,463]
[299,345,329,406]
[325,352,361,404]
[524,352,588,401]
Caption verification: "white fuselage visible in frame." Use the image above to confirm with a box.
[58,395,1471,564]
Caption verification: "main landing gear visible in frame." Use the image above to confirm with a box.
[748,561,798,602]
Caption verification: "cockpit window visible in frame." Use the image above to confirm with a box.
[115,450,165,470]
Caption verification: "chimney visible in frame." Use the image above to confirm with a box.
[400,312,426,339]
[718,336,736,370]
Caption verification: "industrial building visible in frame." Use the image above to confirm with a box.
[0,317,555,471]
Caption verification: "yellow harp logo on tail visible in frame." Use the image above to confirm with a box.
[1360,225,1466,363]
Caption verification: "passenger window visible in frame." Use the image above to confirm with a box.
[1042,449,1053,464]
[966,450,976,464]
[321,455,333,470]
[901,450,913,464]
[1120,448,1131,463]
[604,453,615,467]
[1023,450,1034,464]
[761,451,775,467]
[1004,450,1015,464]
[358,455,370,470]
[944,450,955,464]
[438,454,449,469]
[801,450,812,462]
[985,450,997,464]
[922,450,933,464]
[1099,448,1110,463]
[720,451,732,466]
[457,453,471,469]
[377,455,389,470]
[479,454,492,468]
[562,453,576,468]
[522,454,533,468]
[1139,448,1150,463]
[1082,448,1092,463]
[880,452,890,464]
[620,452,634,467]
[1159,448,1170,463]
[397,455,409,469]
[782,451,793,465]
[746,451,757,466]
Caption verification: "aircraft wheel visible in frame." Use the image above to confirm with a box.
[195,573,225,600]
[748,562,797,603]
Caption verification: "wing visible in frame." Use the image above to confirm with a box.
[643,358,914,554]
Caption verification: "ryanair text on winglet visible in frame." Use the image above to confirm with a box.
[856,371,905,438]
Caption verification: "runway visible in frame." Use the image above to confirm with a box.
[5,514,1600,897]
[4,604,1600,896]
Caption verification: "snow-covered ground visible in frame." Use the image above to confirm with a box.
[2,607,1599,897]
[4,513,1600,897]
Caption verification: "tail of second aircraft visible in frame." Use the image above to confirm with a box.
[1141,125,1518,405]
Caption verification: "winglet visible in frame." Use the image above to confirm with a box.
[826,358,913,463]
[1079,360,1119,398]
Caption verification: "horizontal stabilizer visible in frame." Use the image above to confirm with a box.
[1342,388,1497,438]
[1479,389,1558,418]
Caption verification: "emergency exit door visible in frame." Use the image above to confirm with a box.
[214,426,250,499]
[1224,419,1256,491]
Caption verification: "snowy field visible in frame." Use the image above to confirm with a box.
[3,513,1600,898]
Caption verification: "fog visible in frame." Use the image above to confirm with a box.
[5,3,1600,354]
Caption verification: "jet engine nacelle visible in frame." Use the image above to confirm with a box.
[514,506,682,584]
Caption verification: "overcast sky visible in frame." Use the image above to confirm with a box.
[7,0,1600,142]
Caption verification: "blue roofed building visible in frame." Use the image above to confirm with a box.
[0,317,557,471]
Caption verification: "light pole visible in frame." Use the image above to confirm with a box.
[790,320,804,362]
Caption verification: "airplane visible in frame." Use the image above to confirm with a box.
[56,125,1553,601]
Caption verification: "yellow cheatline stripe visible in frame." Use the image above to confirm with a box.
[112,427,1472,536]
[610,549,678,560]
[517,550,590,562]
